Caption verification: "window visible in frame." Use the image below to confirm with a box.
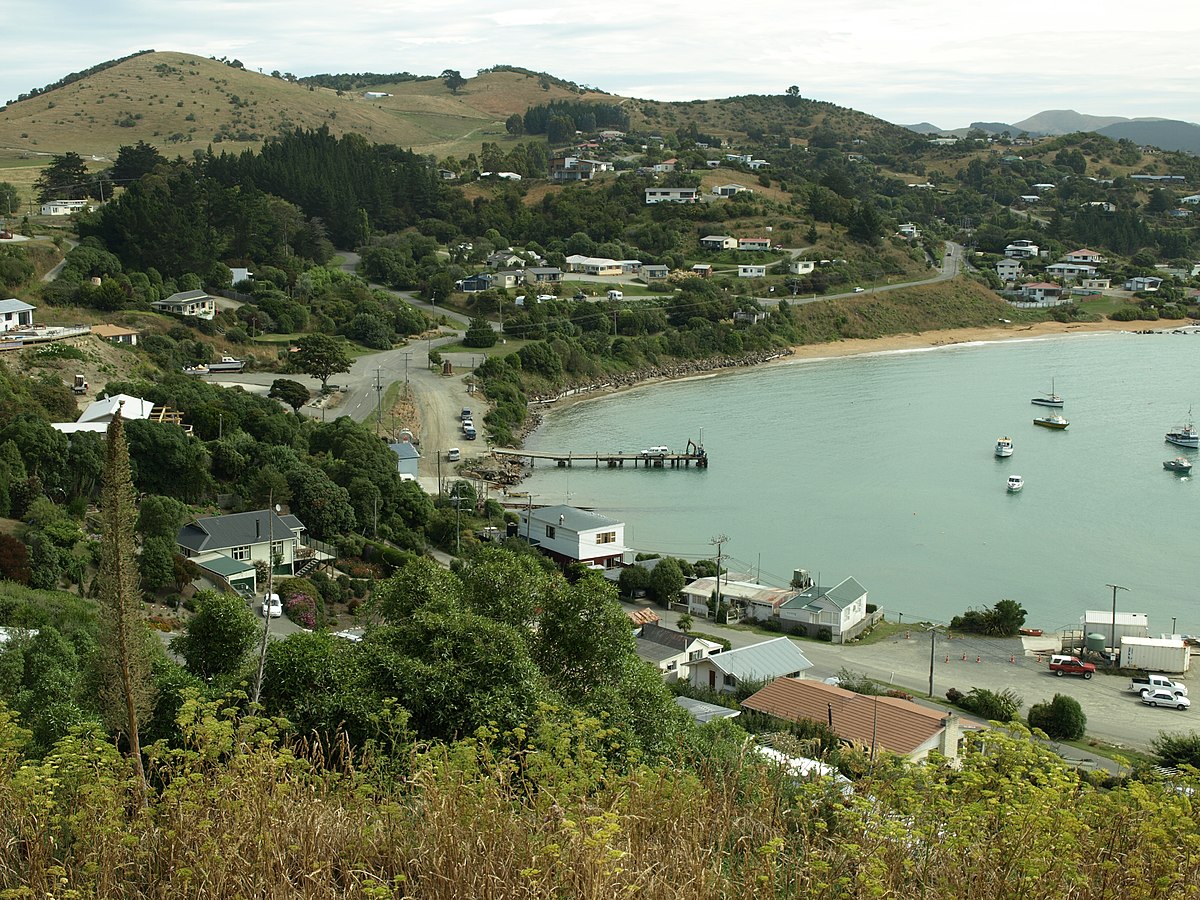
[596,531,616,544]
[231,545,251,561]
[545,525,556,539]
[271,540,287,560]
[723,673,736,687]
[688,649,705,661]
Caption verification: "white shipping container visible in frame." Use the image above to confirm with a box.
[1121,637,1192,674]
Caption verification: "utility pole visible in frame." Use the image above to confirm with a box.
[1106,583,1129,665]
[928,627,937,697]
[401,351,411,384]
[251,499,280,706]
[709,534,728,621]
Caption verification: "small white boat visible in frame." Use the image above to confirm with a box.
[995,437,1014,457]
[1034,413,1069,429]
[1164,457,1193,473]
[1007,475,1024,492]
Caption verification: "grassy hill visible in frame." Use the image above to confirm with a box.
[0,51,607,160]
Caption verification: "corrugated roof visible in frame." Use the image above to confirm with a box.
[159,289,209,304]
[177,509,303,553]
[699,638,812,681]
[674,696,740,724]
[0,298,35,315]
[389,441,421,460]
[625,607,661,626]
[822,577,867,610]
[638,622,688,652]
[743,678,978,756]
[77,394,156,423]
[527,504,620,531]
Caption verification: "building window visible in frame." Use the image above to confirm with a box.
[231,545,251,561]
[723,673,736,687]
[596,531,616,544]
[688,649,705,661]
[545,525,556,539]
[271,540,287,560]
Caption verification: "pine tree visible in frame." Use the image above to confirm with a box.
[96,411,154,800]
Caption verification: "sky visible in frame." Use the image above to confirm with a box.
[4,0,1198,128]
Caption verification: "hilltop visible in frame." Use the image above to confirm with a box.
[0,51,610,159]
[0,52,917,162]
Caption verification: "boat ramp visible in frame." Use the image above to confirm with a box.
[493,439,708,470]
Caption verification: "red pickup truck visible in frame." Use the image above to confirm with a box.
[1048,655,1096,679]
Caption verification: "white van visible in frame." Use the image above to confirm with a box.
[607,289,624,300]
[447,448,461,462]
[643,446,669,457]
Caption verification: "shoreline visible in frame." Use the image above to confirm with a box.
[521,319,1140,432]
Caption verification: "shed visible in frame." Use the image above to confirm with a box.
[1083,610,1149,644]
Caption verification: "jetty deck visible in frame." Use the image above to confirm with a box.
[493,444,708,470]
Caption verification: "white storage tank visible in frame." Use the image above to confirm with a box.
[1120,636,1192,674]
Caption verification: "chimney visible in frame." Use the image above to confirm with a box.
[939,715,962,761]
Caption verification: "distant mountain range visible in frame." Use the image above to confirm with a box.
[904,109,1200,154]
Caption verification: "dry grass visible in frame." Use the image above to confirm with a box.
[0,53,606,161]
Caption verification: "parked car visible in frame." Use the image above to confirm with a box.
[447,447,460,461]
[460,408,472,421]
[463,426,477,440]
[261,593,282,618]
[853,286,865,293]
[1141,689,1191,710]
[1048,655,1096,678]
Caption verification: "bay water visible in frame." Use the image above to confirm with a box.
[522,332,1200,634]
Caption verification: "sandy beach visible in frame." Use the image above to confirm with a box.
[526,319,1140,427]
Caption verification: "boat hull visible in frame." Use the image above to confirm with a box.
[1165,434,1199,448]
[1034,419,1068,429]
[1031,398,1064,408]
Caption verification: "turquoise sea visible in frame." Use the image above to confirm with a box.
[522,331,1200,633]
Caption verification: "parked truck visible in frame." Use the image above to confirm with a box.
[1127,674,1188,698]
[1048,655,1096,679]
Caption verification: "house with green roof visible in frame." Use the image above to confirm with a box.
[775,571,871,643]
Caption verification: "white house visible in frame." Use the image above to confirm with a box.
[1080,278,1111,291]
[685,637,812,694]
[699,235,737,251]
[642,264,670,280]
[738,238,772,252]
[634,622,722,679]
[896,223,920,238]
[652,158,678,173]
[1181,194,1200,205]
[1064,248,1107,264]
[738,264,767,278]
[52,393,188,435]
[39,199,91,216]
[645,187,700,204]
[0,298,35,333]
[995,259,1023,282]
[479,171,522,180]
[712,183,751,197]
[747,159,769,170]
[91,323,139,346]
[563,255,623,276]
[789,260,815,276]
[1045,263,1098,282]
[1124,276,1163,292]
[774,574,870,643]
[517,504,627,569]
[176,509,323,593]
[1004,240,1040,259]
[1019,282,1065,304]
[152,290,216,320]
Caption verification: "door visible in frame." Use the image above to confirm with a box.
[708,670,716,690]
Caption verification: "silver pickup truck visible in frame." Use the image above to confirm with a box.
[1128,674,1188,698]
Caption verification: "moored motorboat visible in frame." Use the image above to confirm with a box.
[995,437,1014,457]
[1165,417,1198,449]
[1007,475,1024,492]
[1164,457,1193,473]
[1034,413,1069,429]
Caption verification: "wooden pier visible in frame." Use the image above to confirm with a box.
[493,439,708,470]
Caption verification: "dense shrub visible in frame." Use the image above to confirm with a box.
[1028,694,1087,740]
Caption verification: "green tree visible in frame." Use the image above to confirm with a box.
[505,114,524,136]
[170,590,259,680]
[677,612,694,633]
[95,413,154,799]
[111,140,166,183]
[268,378,310,413]
[34,151,91,203]
[138,535,176,593]
[442,69,467,94]
[0,182,18,219]
[136,494,188,541]
[617,563,650,598]
[292,333,351,391]
[1027,693,1087,740]
[463,315,497,348]
[647,557,685,606]
[1152,731,1200,769]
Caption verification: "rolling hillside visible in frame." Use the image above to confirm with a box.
[0,51,608,159]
